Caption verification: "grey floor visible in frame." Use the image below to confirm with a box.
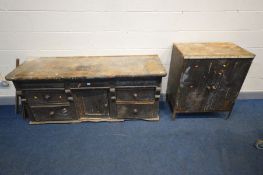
[0,100,263,175]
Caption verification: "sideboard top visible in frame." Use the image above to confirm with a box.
[174,42,255,59]
[6,55,167,81]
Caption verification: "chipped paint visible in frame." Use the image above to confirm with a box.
[6,55,167,81]
[179,66,191,87]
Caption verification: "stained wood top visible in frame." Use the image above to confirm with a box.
[6,55,167,81]
[174,42,255,59]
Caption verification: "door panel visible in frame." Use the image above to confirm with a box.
[176,59,252,112]
[204,59,252,111]
[72,88,110,118]
[176,60,210,112]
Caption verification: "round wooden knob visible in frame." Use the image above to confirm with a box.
[49,111,55,116]
[133,108,138,114]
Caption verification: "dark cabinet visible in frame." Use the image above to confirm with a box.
[167,42,255,119]
[6,55,166,124]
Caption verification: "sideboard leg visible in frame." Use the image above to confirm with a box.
[172,111,177,120]
[225,110,232,120]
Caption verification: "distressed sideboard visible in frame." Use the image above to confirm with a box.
[6,55,166,124]
[166,42,255,119]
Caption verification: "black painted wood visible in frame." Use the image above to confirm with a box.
[167,44,254,119]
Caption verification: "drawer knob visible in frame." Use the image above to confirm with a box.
[218,72,223,76]
[49,111,55,116]
[222,64,227,67]
[206,86,211,90]
[67,97,74,101]
[61,108,68,114]
[44,94,51,100]
[104,103,108,107]
[133,93,138,98]
[189,85,194,88]
[133,108,138,114]
[33,96,38,100]
[194,65,199,68]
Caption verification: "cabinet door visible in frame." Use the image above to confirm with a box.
[72,88,110,118]
[175,60,211,112]
[204,59,252,111]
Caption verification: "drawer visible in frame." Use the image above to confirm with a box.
[24,90,68,105]
[116,87,155,101]
[116,104,156,119]
[31,105,76,121]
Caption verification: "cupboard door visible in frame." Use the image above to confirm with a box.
[204,59,252,111]
[72,88,110,118]
[175,60,211,112]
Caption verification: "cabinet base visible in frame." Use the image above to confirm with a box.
[29,115,159,124]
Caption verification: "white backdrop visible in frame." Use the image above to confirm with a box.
[0,0,263,98]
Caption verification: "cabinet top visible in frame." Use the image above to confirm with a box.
[6,55,167,81]
[174,42,255,59]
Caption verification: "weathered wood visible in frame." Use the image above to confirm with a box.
[175,42,255,59]
[167,42,255,119]
[5,55,166,81]
[6,55,166,124]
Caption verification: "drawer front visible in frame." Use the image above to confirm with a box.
[116,104,157,119]
[31,105,76,121]
[116,87,155,101]
[24,90,68,105]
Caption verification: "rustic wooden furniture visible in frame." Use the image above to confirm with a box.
[166,42,255,119]
[6,55,166,124]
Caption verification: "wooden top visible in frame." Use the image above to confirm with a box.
[174,42,255,59]
[5,55,167,81]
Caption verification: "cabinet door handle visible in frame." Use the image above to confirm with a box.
[133,93,138,98]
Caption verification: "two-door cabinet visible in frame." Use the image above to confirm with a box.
[166,42,255,119]
[6,55,166,124]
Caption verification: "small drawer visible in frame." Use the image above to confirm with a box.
[24,90,68,105]
[116,87,155,101]
[31,105,76,121]
[116,104,156,119]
